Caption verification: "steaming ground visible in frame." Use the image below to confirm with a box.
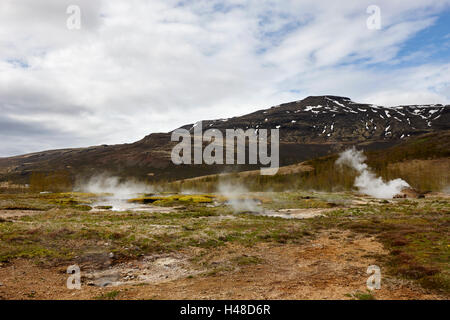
[0,188,449,300]
[79,178,326,219]
[77,175,154,197]
[76,171,410,216]
[336,148,410,199]
[77,176,265,215]
[76,175,157,211]
[217,183,262,213]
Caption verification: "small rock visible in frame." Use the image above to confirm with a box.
[99,281,112,287]
[108,252,114,258]
[0,282,3,287]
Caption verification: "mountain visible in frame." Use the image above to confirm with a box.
[167,130,450,193]
[0,95,449,184]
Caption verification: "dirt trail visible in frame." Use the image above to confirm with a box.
[0,230,442,300]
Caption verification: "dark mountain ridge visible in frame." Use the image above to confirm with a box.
[1,95,449,183]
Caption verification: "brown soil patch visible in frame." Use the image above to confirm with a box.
[0,210,44,220]
[0,230,443,300]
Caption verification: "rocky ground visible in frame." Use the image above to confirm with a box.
[0,191,448,300]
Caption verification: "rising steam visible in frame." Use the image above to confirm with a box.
[76,174,153,198]
[217,182,261,212]
[336,148,410,199]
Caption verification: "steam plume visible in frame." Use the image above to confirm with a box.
[336,148,410,199]
[76,174,153,198]
[217,182,260,212]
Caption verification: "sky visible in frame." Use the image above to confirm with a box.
[0,0,449,157]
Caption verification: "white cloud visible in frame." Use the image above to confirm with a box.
[0,0,449,156]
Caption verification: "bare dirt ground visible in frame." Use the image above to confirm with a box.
[0,230,441,300]
[0,209,45,220]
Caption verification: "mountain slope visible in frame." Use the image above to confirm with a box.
[0,95,449,183]
[171,130,450,193]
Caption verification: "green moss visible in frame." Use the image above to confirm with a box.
[128,196,167,204]
[95,205,113,210]
[129,194,214,205]
[73,205,92,211]
[57,192,99,198]
[128,195,185,203]
[178,195,213,203]
[50,198,80,206]
[95,290,120,300]
[0,244,70,262]
[349,291,376,300]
